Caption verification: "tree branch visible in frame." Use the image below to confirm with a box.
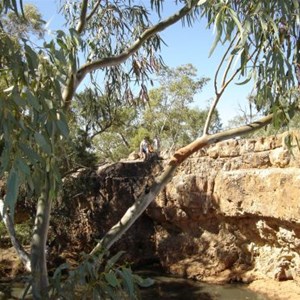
[171,113,273,165]
[90,164,177,253]
[0,199,31,272]
[214,34,238,94]
[62,0,199,109]
[204,46,259,135]
[76,0,89,34]
[86,0,102,22]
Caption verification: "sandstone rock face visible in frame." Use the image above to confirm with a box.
[5,131,300,286]
[148,131,300,283]
[12,131,299,284]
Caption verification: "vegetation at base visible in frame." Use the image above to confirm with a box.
[0,219,33,246]
[48,251,154,300]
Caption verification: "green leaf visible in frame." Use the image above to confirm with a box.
[12,93,25,107]
[228,8,243,36]
[105,271,120,288]
[16,157,31,175]
[5,168,20,221]
[19,143,41,164]
[53,263,69,278]
[24,43,39,74]
[56,113,69,137]
[34,132,52,154]
[106,251,125,270]
[98,283,119,300]
[133,275,155,288]
[209,10,223,57]
[0,146,10,175]
[26,90,40,111]
[119,267,135,297]
[236,74,253,85]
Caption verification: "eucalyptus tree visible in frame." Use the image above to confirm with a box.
[140,64,221,150]
[1,1,207,298]
[1,0,300,299]
[72,87,137,162]
[90,64,220,161]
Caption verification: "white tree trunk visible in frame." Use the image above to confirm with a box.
[0,199,31,272]
[30,175,52,300]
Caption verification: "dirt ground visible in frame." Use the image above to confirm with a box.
[248,279,300,300]
[0,247,27,279]
[2,247,300,299]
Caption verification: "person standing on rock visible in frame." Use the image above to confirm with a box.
[153,136,160,156]
[140,136,150,160]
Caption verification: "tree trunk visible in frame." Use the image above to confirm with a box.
[91,165,177,253]
[30,174,52,300]
[0,199,31,272]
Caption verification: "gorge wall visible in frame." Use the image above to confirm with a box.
[11,131,300,284]
[147,131,300,283]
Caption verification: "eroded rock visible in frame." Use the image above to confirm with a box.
[148,131,300,283]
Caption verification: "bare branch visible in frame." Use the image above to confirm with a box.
[76,0,89,33]
[0,199,31,272]
[214,34,238,94]
[204,46,259,135]
[203,93,221,135]
[221,54,234,88]
[171,113,273,165]
[86,0,102,22]
[62,0,199,109]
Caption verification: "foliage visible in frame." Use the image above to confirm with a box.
[1,3,45,39]
[61,0,165,106]
[48,251,154,300]
[0,219,32,246]
[0,19,63,220]
[14,220,33,245]
[0,221,6,239]
[70,88,137,164]
[200,0,300,125]
[227,89,300,137]
[91,64,221,161]
[134,65,221,149]
[0,1,179,297]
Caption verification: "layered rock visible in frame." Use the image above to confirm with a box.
[148,131,300,283]
[4,131,300,286]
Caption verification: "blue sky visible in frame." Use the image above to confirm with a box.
[25,0,252,126]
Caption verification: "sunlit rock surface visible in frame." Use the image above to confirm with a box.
[147,131,300,283]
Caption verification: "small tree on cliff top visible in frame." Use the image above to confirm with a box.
[0,0,300,299]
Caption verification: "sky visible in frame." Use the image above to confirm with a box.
[24,0,252,126]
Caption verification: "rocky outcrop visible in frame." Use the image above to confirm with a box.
[147,131,300,283]
[47,159,163,267]
[3,131,300,286]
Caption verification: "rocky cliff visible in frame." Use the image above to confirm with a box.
[148,131,300,283]
[4,131,300,287]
